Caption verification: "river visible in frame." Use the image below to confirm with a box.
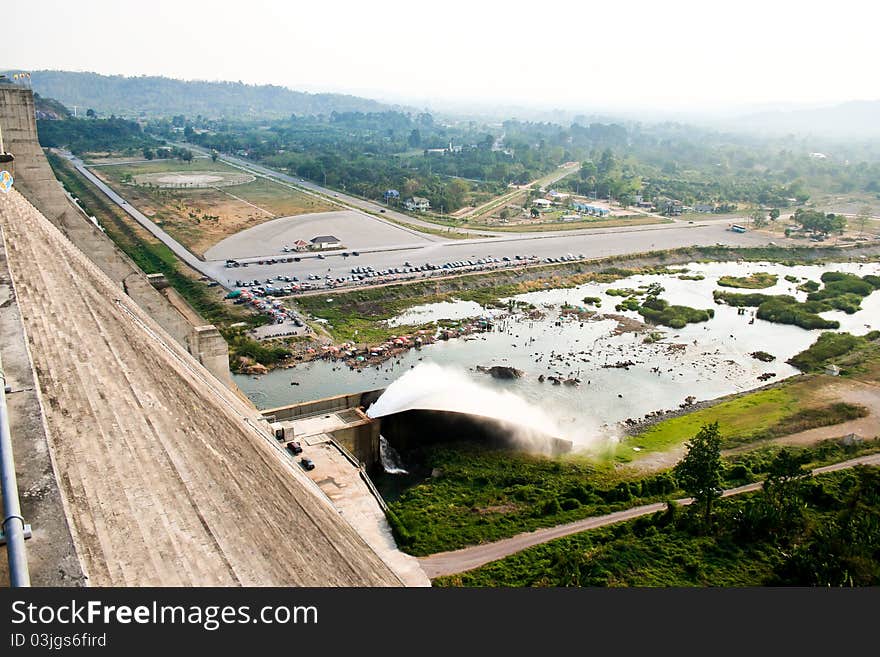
[234,260,880,444]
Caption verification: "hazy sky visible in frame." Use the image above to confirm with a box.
[5,0,879,113]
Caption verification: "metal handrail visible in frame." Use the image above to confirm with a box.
[0,353,30,586]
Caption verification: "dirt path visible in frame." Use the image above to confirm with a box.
[418,452,880,578]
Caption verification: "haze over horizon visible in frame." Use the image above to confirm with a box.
[5,0,879,118]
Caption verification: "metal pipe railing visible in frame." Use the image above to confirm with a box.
[0,353,30,586]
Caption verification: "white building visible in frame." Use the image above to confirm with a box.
[404,197,431,212]
[310,235,342,249]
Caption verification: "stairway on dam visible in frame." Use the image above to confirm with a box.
[0,188,401,585]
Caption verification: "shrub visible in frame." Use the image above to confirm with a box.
[540,499,562,516]
[787,332,867,371]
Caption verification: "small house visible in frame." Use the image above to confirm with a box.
[310,235,342,249]
[404,197,431,211]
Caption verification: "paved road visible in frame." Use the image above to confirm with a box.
[58,151,214,278]
[417,452,880,578]
[212,220,781,289]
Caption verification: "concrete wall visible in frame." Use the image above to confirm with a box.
[189,325,235,388]
[328,412,381,469]
[0,85,234,390]
[263,388,385,422]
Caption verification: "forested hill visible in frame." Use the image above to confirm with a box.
[22,70,401,119]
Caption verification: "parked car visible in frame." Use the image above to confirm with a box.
[300,457,315,470]
[286,441,303,455]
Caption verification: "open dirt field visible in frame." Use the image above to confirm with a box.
[94,160,335,256]
[206,209,432,260]
[133,170,255,188]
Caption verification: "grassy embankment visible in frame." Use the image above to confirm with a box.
[46,152,289,367]
[291,267,655,343]
[434,465,880,587]
[616,380,867,459]
[465,215,669,232]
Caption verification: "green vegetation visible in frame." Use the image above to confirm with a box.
[787,331,880,373]
[714,291,837,329]
[675,423,723,524]
[620,382,843,456]
[582,296,602,307]
[606,288,642,297]
[792,208,847,236]
[38,117,160,155]
[714,271,880,330]
[784,275,799,283]
[637,297,714,329]
[678,274,705,281]
[435,465,880,587]
[798,279,820,292]
[717,272,778,289]
[292,268,629,343]
[381,443,678,557]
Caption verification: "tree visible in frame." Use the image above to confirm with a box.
[793,208,846,236]
[85,108,96,118]
[751,209,767,228]
[674,422,723,525]
[408,129,421,148]
[142,147,154,160]
[856,206,871,237]
[530,207,540,218]
[211,150,218,163]
[763,448,810,514]
[769,208,780,222]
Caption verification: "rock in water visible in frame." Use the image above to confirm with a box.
[477,365,524,379]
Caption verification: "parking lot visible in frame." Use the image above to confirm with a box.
[205,209,433,261]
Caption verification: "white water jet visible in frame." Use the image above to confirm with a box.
[379,435,408,474]
[367,362,577,450]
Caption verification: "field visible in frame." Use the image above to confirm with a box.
[92,159,335,256]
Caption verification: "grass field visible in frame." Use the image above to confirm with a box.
[93,159,334,256]
[617,373,873,461]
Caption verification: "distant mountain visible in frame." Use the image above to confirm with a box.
[21,70,403,120]
[724,100,880,139]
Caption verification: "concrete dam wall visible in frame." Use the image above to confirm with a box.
[0,85,232,387]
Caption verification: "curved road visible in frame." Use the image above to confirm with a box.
[417,452,880,579]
